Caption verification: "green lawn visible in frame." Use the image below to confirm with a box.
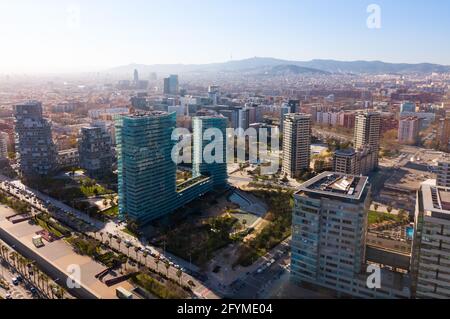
[158,215,238,266]
[101,205,118,218]
[132,273,190,299]
[80,184,109,197]
[368,211,402,225]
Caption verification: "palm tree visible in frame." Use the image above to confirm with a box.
[2,246,9,262]
[31,265,38,283]
[155,257,160,271]
[38,273,45,290]
[10,252,18,269]
[49,283,56,299]
[164,261,170,277]
[134,247,140,263]
[176,269,183,285]
[99,232,104,242]
[116,238,122,251]
[142,251,148,267]
[125,243,132,257]
[123,257,128,272]
[242,219,247,230]
[58,286,66,299]
[43,276,50,296]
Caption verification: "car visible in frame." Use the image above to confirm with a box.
[30,287,37,294]
[5,293,12,299]
[12,278,19,286]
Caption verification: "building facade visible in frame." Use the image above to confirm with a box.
[398,116,420,145]
[354,111,381,171]
[163,74,179,95]
[439,117,450,152]
[116,112,178,225]
[437,158,450,188]
[192,116,228,188]
[116,111,222,225]
[292,172,410,298]
[333,149,359,175]
[14,101,57,177]
[78,126,113,177]
[411,180,450,298]
[0,131,9,159]
[282,113,311,178]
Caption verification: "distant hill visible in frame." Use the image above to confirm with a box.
[265,64,330,75]
[107,57,450,76]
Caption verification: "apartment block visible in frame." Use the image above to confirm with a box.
[282,113,311,178]
[78,126,114,177]
[14,101,57,177]
[411,180,450,298]
[398,117,420,145]
[354,111,381,170]
[291,172,410,298]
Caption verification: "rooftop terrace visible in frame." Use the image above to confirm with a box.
[296,171,369,201]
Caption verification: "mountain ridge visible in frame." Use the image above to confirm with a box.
[108,57,450,75]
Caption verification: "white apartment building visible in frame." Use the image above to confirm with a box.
[291,172,410,298]
[412,180,450,298]
[282,113,311,178]
[437,158,450,188]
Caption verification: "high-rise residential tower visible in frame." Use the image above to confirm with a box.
[192,116,228,188]
[0,131,9,159]
[398,116,420,145]
[333,148,359,175]
[163,74,179,95]
[439,116,450,152]
[78,125,114,177]
[437,157,450,188]
[353,111,381,170]
[14,101,57,177]
[116,111,177,225]
[282,113,311,178]
[291,172,410,298]
[411,180,450,298]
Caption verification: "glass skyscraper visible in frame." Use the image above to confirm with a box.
[116,112,225,226]
[116,111,177,225]
[193,116,228,188]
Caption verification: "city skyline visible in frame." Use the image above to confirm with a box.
[1,0,450,73]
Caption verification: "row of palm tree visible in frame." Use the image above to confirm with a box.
[93,232,184,286]
[0,241,67,299]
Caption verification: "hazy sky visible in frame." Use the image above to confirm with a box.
[1,0,449,73]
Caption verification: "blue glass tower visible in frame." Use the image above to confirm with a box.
[116,111,177,225]
[192,116,228,188]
